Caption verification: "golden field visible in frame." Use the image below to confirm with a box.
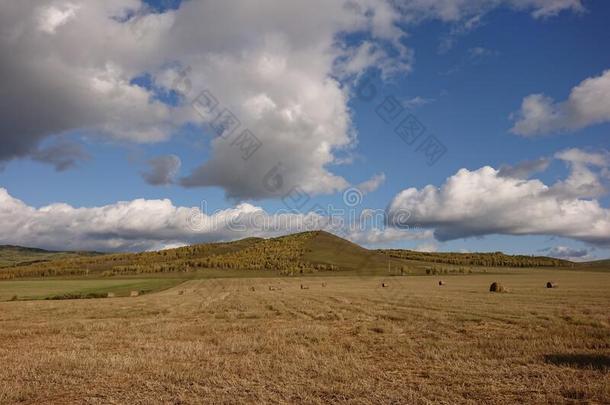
[0,270,609,404]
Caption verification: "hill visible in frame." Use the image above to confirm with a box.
[0,231,594,280]
[377,248,572,268]
[0,245,102,268]
[0,232,398,279]
[575,259,610,272]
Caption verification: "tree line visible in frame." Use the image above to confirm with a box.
[378,249,571,268]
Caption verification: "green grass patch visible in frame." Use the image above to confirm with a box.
[0,278,183,301]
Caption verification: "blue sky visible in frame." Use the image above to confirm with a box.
[0,0,608,258]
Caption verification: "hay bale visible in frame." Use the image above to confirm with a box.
[489,282,506,293]
[178,290,184,295]
[249,286,256,292]
[381,282,389,288]
[546,281,557,289]
[130,290,140,297]
[269,286,276,291]
[321,282,327,287]
[438,280,445,286]
[300,284,309,290]
[107,292,115,298]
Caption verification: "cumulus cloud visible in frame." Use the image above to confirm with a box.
[404,0,582,52]
[345,227,433,246]
[403,96,435,109]
[498,157,550,179]
[468,46,494,57]
[540,245,592,261]
[169,0,413,199]
[523,0,585,18]
[0,187,426,252]
[0,1,186,165]
[552,148,610,199]
[396,0,583,22]
[1,0,413,199]
[0,187,331,251]
[387,149,610,246]
[414,242,439,253]
[0,0,584,198]
[37,3,80,34]
[141,154,181,186]
[356,173,386,194]
[511,69,610,136]
[31,140,90,172]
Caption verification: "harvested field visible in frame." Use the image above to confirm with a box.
[0,270,608,404]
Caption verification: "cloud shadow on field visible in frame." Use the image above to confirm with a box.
[543,354,610,371]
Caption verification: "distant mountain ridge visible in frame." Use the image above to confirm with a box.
[0,245,102,268]
[1,231,607,279]
[378,248,573,268]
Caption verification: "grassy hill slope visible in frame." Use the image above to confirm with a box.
[378,248,572,268]
[301,231,407,274]
[0,232,395,279]
[2,231,600,280]
[575,259,610,272]
[0,245,102,268]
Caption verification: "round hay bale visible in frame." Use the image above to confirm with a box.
[130,290,140,297]
[546,281,557,289]
[249,286,255,292]
[381,282,389,288]
[300,284,309,290]
[438,280,445,286]
[489,282,506,293]
[107,292,115,298]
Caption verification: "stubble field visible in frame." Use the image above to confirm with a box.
[0,270,608,404]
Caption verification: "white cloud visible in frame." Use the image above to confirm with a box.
[555,148,609,167]
[438,15,483,53]
[141,155,182,186]
[37,3,80,34]
[523,0,585,18]
[511,70,610,136]
[335,40,413,80]
[387,149,610,246]
[396,0,583,22]
[414,241,439,252]
[0,0,584,198]
[356,173,386,194]
[541,245,594,262]
[1,0,412,198]
[146,242,188,252]
[0,1,185,163]
[0,187,331,252]
[32,139,90,172]
[400,0,582,52]
[403,96,435,109]
[167,0,412,199]
[0,184,440,251]
[346,227,433,246]
[498,157,550,179]
[1,187,430,252]
[552,149,610,199]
